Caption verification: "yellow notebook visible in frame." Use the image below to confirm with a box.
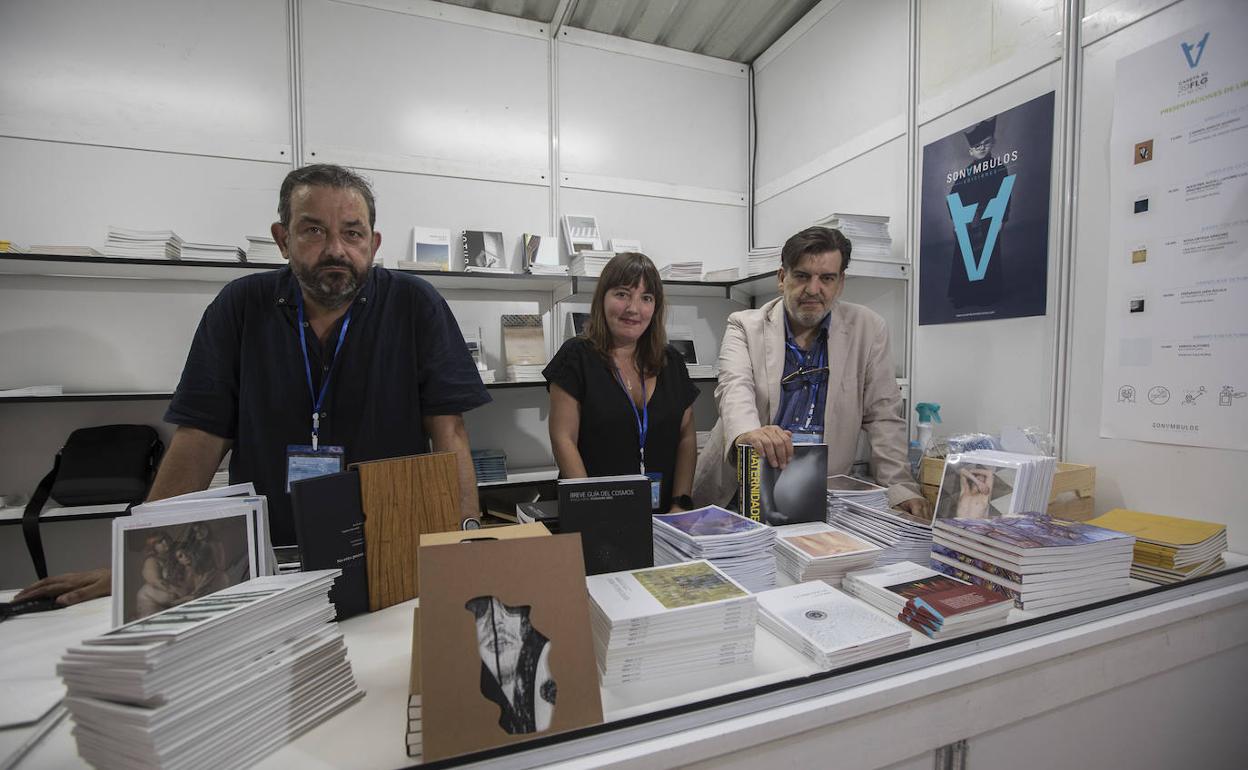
[1085,508,1225,546]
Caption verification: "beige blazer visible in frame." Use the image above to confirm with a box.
[692,297,921,509]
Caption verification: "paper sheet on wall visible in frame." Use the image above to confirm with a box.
[1099,15,1248,451]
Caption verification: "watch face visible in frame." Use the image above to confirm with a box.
[461,518,482,531]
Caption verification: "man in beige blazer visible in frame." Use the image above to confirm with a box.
[693,227,926,517]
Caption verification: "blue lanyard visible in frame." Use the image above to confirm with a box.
[295,291,352,450]
[783,334,827,431]
[613,363,649,474]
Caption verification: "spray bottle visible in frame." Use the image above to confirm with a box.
[909,402,941,477]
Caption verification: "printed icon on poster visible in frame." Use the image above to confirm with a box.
[1147,386,1170,405]
[1128,295,1145,314]
[1130,245,1147,264]
[1134,139,1154,164]
[1117,385,1136,403]
[1133,197,1150,214]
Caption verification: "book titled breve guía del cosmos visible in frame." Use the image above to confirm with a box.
[558,475,652,575]
[737,443,828,525]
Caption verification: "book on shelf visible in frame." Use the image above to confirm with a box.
[738,442,828,525]
[610,238,642,253]
[562,214,603,256]
[703,267,739,282]
[515,499,559,533]
[470,448,508,483]
[104,226,183,260]
[502,314,545,367]
[462,229,507,272]
[747,246,781,276]
[558,475,652,575]
[658,262,702,281]
[569,249,614,277]
[1084,508,1228,584]
[666,325,698,365]
[652,505,777,592]
[523,233,566,274]
[566,311,590,339]
[112,492,275,627]
[410,226,451,271]
[245,235,283,264]
[755,581,910,669]
[0,240,29,253]
[27,245,104,257]
[179,242,245,262]
[0,385,63,397]
[58,571,361,770]
[290,470,369,621]
[812,213,903,264]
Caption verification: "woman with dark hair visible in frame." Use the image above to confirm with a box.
[544,252,699,513]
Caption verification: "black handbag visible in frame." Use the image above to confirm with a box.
[22,425,165,579]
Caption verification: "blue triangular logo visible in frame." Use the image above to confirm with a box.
[1181,32,1209,69]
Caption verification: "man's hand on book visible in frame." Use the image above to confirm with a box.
[736,426,794,469]
[14,567,112,606]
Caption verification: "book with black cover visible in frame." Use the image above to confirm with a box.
[290,470,369,620]
[737,443,829,525]
[557,475,651,575]
[516,499,560,533]
[462,229,507,271]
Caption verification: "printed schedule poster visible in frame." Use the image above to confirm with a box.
[919,92,1054,325]
[1100,16,1248,452]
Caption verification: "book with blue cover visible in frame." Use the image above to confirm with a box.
[933,514,1135,557]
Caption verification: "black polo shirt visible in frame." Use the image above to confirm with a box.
[165,266,491,545]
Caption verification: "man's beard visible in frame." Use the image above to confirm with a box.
[292,258,366,310]
[786,296,829,327]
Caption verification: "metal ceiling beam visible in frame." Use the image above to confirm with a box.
[549,0,577,36]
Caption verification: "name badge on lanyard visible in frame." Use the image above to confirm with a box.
[286,292,350,491]
[614,364,661,511]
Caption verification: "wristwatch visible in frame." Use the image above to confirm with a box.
[672,494,694,510]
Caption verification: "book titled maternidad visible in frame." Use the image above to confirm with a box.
[737,443,828,525]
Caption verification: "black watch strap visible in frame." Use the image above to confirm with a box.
[672,494,694,510]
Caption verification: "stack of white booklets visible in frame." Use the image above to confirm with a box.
[747,246,780,276]
[527,262,568,275]
[756,582,910,669]
[703,267,739,282]
[58,571,362,770]
[936,451,1056,518]
[772,522,881,585]
[179,242,245,262]
[587,560,757,686]
[503,364,544,383]
[245,235,284,264]
[828,499,932,565]
[826,475,890,520]
[569,250,614,277]
[843,561,1011,639]
[652,506,777,592]
[685,364,716,378]
[658,262,702,281]
[28,244,104,257]
[930,515,1136,614]
[813,213,900,262]
[104,227,183,260]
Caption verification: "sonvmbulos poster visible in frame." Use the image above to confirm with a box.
[919,92,1055,325]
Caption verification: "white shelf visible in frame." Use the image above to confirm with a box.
[477,466,559,488]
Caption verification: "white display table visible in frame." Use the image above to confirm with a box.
[3,559,1246,769]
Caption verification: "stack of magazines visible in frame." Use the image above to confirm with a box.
[587,560,757,686]
[756,582,910,669]
[772,522,881,585]
[1084,508,1228,584]
[179,242,245,262]
[812,213,897,262]
[104,226,182,260]
[843,561,1011,640]
[58,571,362,769]
[828,499,933,565]
[652,506,777,592]
[930,515,1136,613]
[747,246,780,276]
[504,364,544,383]
[658,261,702,280]
[569,250,614,277]
[826,475,890,520]
[933,451,1056,520]
[246,235,284,263]
[470,449,508,483]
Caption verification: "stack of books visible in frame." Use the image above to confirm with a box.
[58,571,362,769]
[1085,508,1228,584]
[772,522,881,585]
[527,263,568,275]
[685,364,716,378]
[934,451,1056,520]
[28,245,104,257]
[478,369,496,384]
[569,250,614,277]
[652,506,777,592]
[515,499,559,533]
[703,267,739,282]
[828,499,933,565]
[843,561,1011,640]
[747,246,781,276]
[658,262,702,281]
[826,475,890,520]
[930,515,1136,613]
[503,364,544,383]
[813,213,898,262]
[0,239,28,253]
[586,560,757,686]
[103,227,183,260]
[470,449,508,483]
[245,235,284,264]
[179,242,245,262]
[756,582,910,668]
